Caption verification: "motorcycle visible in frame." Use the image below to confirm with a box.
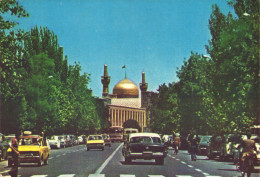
[239,152,257,177]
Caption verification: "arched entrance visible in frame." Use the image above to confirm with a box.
[123,120,141,132]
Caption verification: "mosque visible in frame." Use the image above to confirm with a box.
[101,64,156,132]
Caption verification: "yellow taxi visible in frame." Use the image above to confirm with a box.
[7,131,50,167]
[86,135,105,151]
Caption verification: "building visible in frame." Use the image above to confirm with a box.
[101,64,155,132]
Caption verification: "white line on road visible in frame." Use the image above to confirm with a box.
[203,173,210,176]
[195,169,202,172]
[187,165,193,168]
[95,143,123,174]
[88,175,105,177]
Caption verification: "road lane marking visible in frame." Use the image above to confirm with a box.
[195,169,202,172]
[181,161,186,164]
[187,165,193,168]
[203,173,210,176]
[88,174,105,177]
[95,143,123,174]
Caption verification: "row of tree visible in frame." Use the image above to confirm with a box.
[0,1,108,136]
[149,0,259,135]
[0,0,258,136]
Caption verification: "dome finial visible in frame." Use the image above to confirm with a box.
[122,65,127,79]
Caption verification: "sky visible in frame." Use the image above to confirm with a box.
[13,0,234,97]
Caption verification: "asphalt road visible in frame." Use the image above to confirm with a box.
[0,143,259,177]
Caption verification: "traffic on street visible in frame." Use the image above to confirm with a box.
[1,142,259,177]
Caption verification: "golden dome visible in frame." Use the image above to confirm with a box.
[113,79,139,98]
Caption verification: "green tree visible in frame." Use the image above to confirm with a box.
[0,0,29,133]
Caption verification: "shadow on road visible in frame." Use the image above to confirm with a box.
[120,160,158,166]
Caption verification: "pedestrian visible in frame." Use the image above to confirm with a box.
[190,136,199,161]
[8,131,20,177]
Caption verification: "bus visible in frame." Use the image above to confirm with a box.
[108,126,124,142]
[123,128,138,141]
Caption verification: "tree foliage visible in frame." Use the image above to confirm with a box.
[150,0,259,135]
[0,1,107,135]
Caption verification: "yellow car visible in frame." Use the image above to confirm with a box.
[86,135,105,151]
[7,133,50,167]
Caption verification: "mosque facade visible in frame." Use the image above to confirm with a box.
[101,64,155,132]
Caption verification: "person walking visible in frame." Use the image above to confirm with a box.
[190,135,199,161]
[8,132,20,177]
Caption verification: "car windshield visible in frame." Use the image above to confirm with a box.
[200,136,211,143]
[89,136,102,140]
[130,136,153,143]
[152,137,161,143]
[19,137,41,145]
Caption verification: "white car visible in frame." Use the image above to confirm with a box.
[49,135,62,149]
[78,135,86,144]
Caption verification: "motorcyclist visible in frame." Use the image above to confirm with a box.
[173,133,181,155]
[238,133,257,173]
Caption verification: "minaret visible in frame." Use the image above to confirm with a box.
[140,72,148,107]
[101,64,110,98]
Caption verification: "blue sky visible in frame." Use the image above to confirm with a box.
[15,0,233,97]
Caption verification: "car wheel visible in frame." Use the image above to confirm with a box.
[155,158,164,165]
[8,160,12,167]
[125,157,131,163]
[44,158,48,165]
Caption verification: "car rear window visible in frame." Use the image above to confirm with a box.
[130,136,161,144]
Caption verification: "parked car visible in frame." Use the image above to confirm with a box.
[122,132,167,165]
[102,134,111,147]
[86,135,105,151]
[219,134,244,161]
[58,135,67,148]
[0,133,9,161]
[197,135,212,156]
[7,131,50,167]
[65,134,76,146]
[48,135,62,149]
[78,135,86,145]
[207,134,224,159]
